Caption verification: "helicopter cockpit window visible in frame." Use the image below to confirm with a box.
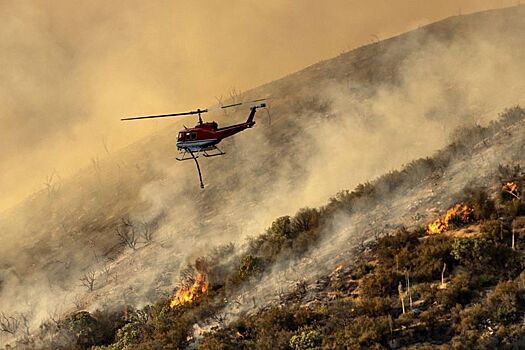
[178,132,184,141]
[190,132,197,140]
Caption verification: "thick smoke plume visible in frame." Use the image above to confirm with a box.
[1,3,525,347]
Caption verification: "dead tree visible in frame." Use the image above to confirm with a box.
[406,271,413,311]
[48,310,62,327]
[229,87,242,104]
[43,172,60,198]
[116,218,138,250]
[398,283,406,315]
[211,313,226,327]
[441,263,447,288]
[20,313,31,337]
[72,295,85,310]
[139,221,156,244]
[215,95,230,117]
[0,312,19,335]
[101,265,112,283]
[80,270,96,291]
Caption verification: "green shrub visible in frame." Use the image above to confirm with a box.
[451,237,521,278]
[61,311,105,348]
[289,327,322,349]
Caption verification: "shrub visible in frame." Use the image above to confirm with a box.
[356,297,393,317]
[292,208,320,234]
[269,216,294,239]
[333,315,389,347]
[451,237,521,278]
[486,281,525,324]
[93,322,142,350]
[498,106,525,127]
[462,187,497,220]
[436,271,473,307]
[61,311,105,348]
[412,235,455,282]
[360,267,404,298]
[289,327,322,349]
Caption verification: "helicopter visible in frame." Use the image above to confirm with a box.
[121,99,269,188]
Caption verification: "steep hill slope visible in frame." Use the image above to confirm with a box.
[1,5,525,347]
[21,103,525,350]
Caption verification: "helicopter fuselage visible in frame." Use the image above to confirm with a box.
[176,109,257,152]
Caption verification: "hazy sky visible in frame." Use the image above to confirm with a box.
[0,0,519,211]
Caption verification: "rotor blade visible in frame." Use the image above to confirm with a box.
[209,97,272,113]
[121,97,272,121]
[121,109,209,121]
[220,102,243,109]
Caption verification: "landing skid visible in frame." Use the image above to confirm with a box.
[176,146,226,189]
[176,151,198,161]
[203,146,225,158]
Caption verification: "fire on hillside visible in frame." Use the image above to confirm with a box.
[170,261,209,308]
[427,204,474,235]
[502,181,520,199]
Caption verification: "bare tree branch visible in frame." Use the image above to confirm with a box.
[0,312,19,335]
[116,218,138,250]
[43,171,61,198]
[139,220,157,244]
[80,270,96,291]
[20,312,31,337]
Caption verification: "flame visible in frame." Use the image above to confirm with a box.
[427,204,474,234]
[502,182,519,197]
[170,271,209,308]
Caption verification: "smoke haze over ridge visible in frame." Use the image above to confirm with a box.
[2,3,525,347]
[0,0,520,211]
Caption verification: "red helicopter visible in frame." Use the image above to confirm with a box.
[122,99,269,188]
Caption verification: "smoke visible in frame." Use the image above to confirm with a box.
[0,0,519,211]
[2,2,525,347]
[104,1,525,314]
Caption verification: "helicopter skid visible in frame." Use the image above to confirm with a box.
[176,146,225,161]
[176,151,198,161]
[203,146,225,158]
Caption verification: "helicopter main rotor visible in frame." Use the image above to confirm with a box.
[121,98,269,124]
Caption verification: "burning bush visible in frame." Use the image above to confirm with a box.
[501,181,520,201]
[427,204,474,234]
[170,259,209,308]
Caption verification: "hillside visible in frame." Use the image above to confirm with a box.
[19,105,525,349]
[1,5,525,349]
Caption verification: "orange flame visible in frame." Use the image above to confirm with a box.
[502,182,519,197]
[427,204,474,235]
[170,271,209,308]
